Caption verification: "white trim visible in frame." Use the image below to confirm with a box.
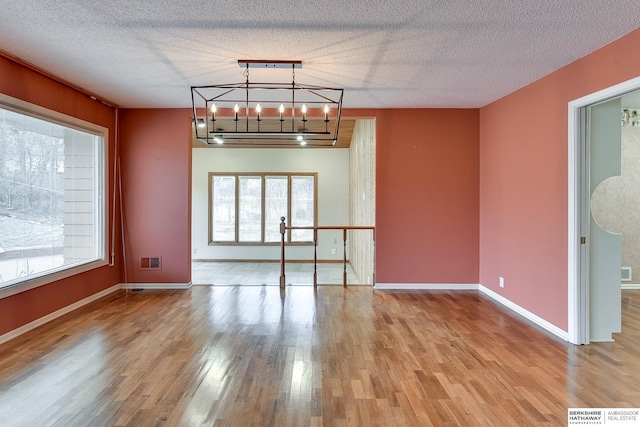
[568,75,640,345]
[121,283,192,290]
[622,284,640,290]
[0,282,194,345]
[375,283,570,341]
[568,98,582,344]
[590,338,615,343]
[0,284,121,346]
[374,283,479,290]
[479,285,569,342]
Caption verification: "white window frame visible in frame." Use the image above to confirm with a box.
[0,94,108,300]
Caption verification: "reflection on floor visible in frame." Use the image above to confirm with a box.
[192,261,362,285]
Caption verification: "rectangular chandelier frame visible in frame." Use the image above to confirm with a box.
[191,61,343,147]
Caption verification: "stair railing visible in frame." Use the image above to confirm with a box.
[279,216,375,289]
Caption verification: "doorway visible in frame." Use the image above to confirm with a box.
[190,118,376,286]
[568,76,640,344]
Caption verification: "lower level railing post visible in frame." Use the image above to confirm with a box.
[343,228,347,287]
[280,216,286,289]
[313,229,318,288]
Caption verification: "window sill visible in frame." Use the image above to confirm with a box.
[0,258,109,300]
[209,242,314,246]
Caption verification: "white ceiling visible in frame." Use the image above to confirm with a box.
[1,1,639,109]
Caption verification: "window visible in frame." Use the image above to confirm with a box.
[209,173,317,244]
[0,97,106,292]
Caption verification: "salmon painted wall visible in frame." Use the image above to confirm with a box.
[345,109,480,284]
[119,107,479,287]
[0,55,120,336]
[118,109,192,284]
[479,28,640,331]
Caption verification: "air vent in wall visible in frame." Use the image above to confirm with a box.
[621,267,632,282]
[140,256,162,270]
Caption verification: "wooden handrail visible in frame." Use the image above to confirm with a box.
[279,217,375,288]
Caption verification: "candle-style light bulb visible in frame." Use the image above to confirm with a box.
[234,104,239,121]
[301,104,307,115]
[211,104,216,122]
[256,104,261,121]
[324,104,329,122]
[279,104,285,132]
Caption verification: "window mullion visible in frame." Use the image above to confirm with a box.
[287,175,292,242]
[235,174,240,243]
[261,174,266,244]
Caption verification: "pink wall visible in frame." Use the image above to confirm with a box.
[345,109,480,284]
[117,107,479,287]
[479,28,640,331]
[118,109,192,284]
[0,55,120,336]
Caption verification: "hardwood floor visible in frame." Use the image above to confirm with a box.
[0,287,639,426]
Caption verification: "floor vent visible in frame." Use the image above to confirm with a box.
[621,266,632,282]
[140,256,162,270]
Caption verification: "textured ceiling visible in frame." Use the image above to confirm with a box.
[1,1,639,109]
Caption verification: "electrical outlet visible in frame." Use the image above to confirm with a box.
[333,238,337,244]
[331,248,337,255]
[499,277,504,288]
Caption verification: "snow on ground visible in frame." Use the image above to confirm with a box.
[0,209,64,284]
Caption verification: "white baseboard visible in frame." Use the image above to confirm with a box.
[121,282,192,290]
[0,284,121,346]
[479,285,569,341]
[375,283,568,341]
[0,280,569,346]
[375,283,480,290]
[0,282,193,345]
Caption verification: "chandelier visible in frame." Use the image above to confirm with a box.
[191,60,343,146]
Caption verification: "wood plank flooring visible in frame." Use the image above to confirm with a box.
[0,287,639,426]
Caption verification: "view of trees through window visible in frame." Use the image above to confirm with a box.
[210,173,316,244]
[0,105,104,287]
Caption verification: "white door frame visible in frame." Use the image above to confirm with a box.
[567,76,640,345]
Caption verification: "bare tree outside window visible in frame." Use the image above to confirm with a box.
[0,105,104,288]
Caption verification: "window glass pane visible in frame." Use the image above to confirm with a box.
[265,176,287,242]
[212,175,235,241]
[0,106,103,288]
[291,176,314,242]
[238,176,261,242]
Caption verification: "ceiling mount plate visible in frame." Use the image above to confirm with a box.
[238,60,302,69]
